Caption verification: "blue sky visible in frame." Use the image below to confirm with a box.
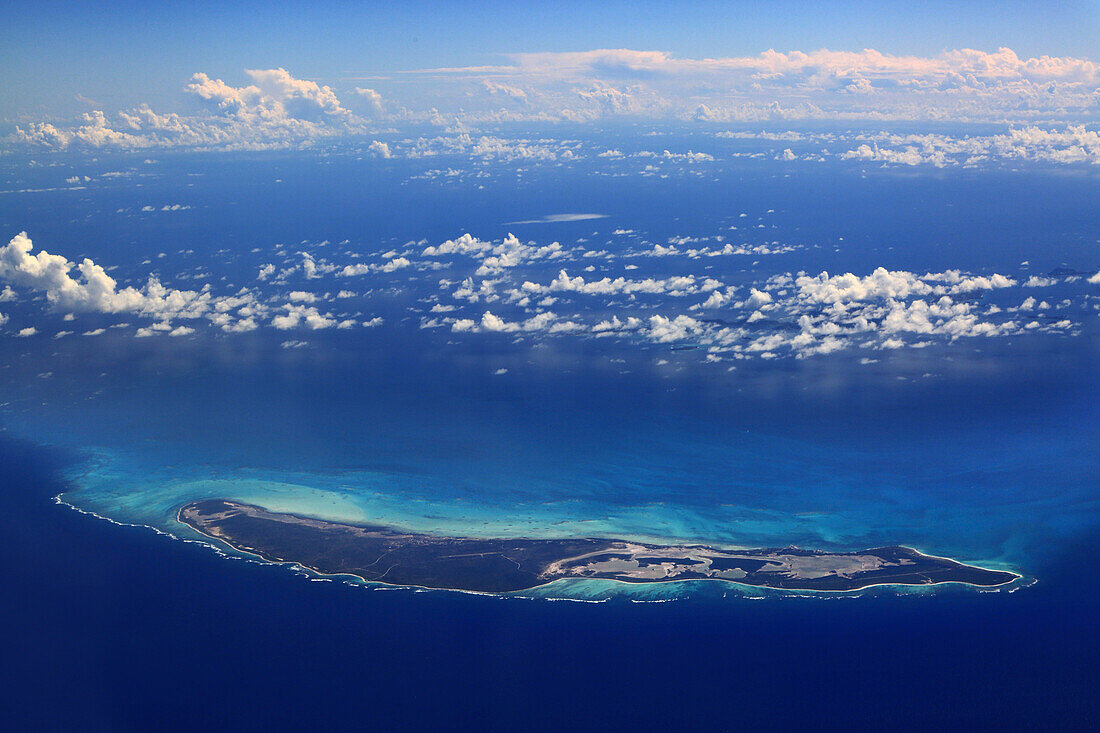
[4,0,1099,117]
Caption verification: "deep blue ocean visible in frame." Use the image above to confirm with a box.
[0,128,1097,729]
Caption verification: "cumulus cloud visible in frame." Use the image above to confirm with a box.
[473,234,568,275]
[14,68,365,151]
[187,68,350,123]
[423,233,494,258]
[521,269,716,298]
[354,87,384,114]
[450,310,562,334]
[794,267,1015,305]
[405,228,1074,360]
[4,220,1081,361]
[1,231,185,315]
[338,256,411,277]
[271,304,336,330]
[796,268,933,304]
[0,231,273,334]
[482,80,529,104]
[841,126,1100,167]
[647,314,702,342]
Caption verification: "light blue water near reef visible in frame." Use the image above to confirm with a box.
[1,139,1097,600]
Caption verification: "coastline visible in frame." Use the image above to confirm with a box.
[52,488,1027,599]
[172,500,1025,597]
[40,438,1036,586]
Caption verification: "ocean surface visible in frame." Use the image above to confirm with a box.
[1,130,1097,728]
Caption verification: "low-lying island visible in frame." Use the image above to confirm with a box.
[178,500,1020,593]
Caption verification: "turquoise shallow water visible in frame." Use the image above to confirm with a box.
[47,387,1069,598]
[2,430,1094,730]
[57,458,1032,600]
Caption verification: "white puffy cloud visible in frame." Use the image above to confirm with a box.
[420,233,571,280]
[339,256,412,277]
[14,69,365,151]
[482,80,529,103]
[924,270,1017,292]
[404,228,1074,360]
[841,126,1100,167]
[0,231,272,334]
[592,315,644,333]
[698,289,731,309]
[647,314,702,342]
[1,231,190,315]
[6,220,1080,361]
[354,87,384,114]
[796,268,932,304]
[423,233,493,257]
[475,234,567,275]
[842,144,939,167]
[794,267,1015,305]
[521,269,713,297]
[876,297,1017,338]
[450,310,563,334]
[1024,276,1058,287]
[187,68,350,123]
[381,257,411,272]
[271,304,336,330]
[743,288,773,309]
[339,264,372,277]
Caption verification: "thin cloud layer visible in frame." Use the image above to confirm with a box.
[405,47,1100,123]
[8,46,1100,152]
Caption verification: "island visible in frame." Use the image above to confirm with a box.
[178,500,1020,593]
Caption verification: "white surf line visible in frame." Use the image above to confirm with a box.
[57,493,1029,601]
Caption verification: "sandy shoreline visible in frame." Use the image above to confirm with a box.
[173,501,1025,597]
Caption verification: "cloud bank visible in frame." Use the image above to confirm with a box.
[8,47,1100,152]
[405,47,1100,123]
[14,69,371,151]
